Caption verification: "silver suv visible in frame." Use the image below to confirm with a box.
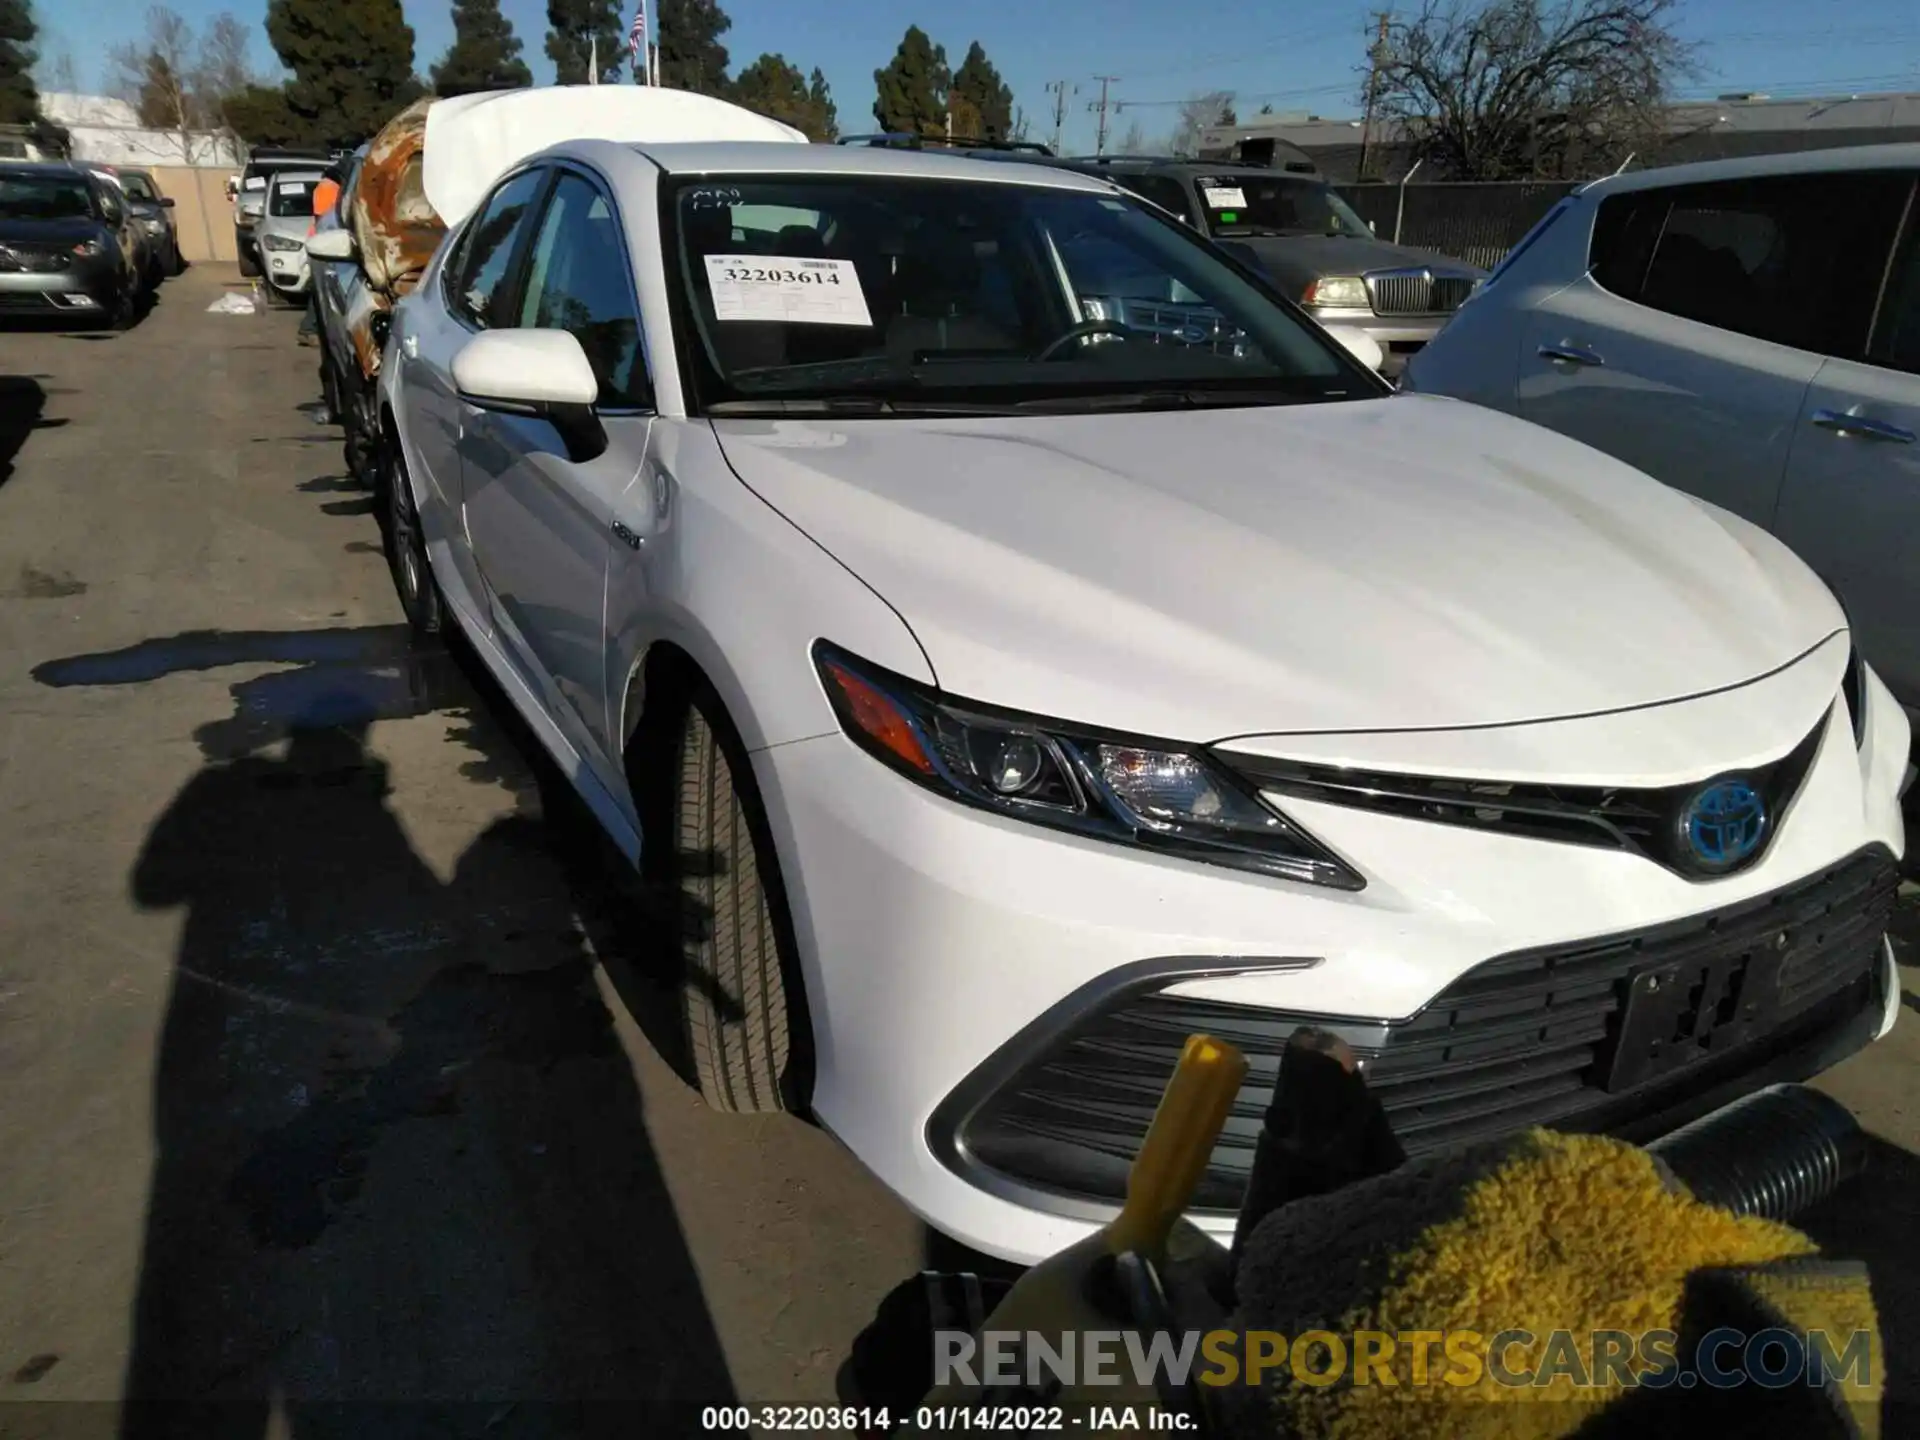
[1052,157,1485,376]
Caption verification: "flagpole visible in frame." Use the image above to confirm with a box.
[589,34,599,84]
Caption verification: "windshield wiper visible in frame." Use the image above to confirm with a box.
[706,395,1019,418]
[1012,386,1331,415]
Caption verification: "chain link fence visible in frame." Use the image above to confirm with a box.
[1334,181,1583,270]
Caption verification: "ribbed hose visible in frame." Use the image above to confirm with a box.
[1646,1084,1866,1221]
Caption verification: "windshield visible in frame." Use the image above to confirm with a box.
[668,175,1370,415]
[120,174,158,202]
[0,173,95,222]
[269,178,317,217]
[1196,176,1371,239]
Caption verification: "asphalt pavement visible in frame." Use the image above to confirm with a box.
[0,266,1915,1434]
[0,269,942,1436]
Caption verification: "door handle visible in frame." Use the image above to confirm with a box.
[1810,408,1916,445]
[1537,342,1604,367]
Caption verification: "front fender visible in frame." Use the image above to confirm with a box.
[603,419,932,761]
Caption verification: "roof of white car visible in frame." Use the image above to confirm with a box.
[630,141,1115,193]
[1580,141,1920,197]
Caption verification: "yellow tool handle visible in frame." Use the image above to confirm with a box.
[1105,1033,1249,1261]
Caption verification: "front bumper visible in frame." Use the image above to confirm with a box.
[0,268,118,316]
[1308,306,1450,377]
[263,250,311,294]
[754,669,1909,1264]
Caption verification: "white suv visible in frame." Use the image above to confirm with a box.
[1405,146,1920,727]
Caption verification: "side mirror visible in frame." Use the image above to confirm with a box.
[305,228,357,262]
[159,196,176,209]
[226,177,239,199]
[1330,327,1386,373]
[452,329,608,465]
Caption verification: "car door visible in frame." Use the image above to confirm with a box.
[460,166,655,784]
[1773,175,1920,714]
[1517,171,1910,526]
[393,165,552,620]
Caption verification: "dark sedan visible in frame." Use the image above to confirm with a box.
[0,163,142,327]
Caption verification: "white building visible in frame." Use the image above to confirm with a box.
[40,92,245,168]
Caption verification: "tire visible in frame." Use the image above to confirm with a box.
[344,388,377,488]
[636,678,808,1114]
[382,447,442,637]
[236,236,259,278]
[105,284,137,331]
[319,355,343,426]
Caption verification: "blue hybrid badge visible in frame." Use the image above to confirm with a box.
[1679,778,1769,873]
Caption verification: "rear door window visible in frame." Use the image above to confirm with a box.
[1605,173,1912,359]
[1107,174,1193,223]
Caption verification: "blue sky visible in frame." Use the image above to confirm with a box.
[37,0,1920,155]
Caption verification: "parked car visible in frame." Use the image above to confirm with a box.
[311,148,366,427]
[0,161,144,327]
[234,146,331,277]
[380,131,1908,1264]
[114,168,181,280]
[255,169,324,306]
[1405,145,1920,729]
[1046,156,1485,376]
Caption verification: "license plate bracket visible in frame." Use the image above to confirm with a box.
[1599,941,1786,1093]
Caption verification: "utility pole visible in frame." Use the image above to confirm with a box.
[1357,10,1390,181]
[1089,76,1120,156]
[1045,79,1076,154]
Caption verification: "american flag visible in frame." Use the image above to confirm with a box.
[628,1,648,79]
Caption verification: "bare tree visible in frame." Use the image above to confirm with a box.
[1169,90,1234,157]
[193,12,258,139]
[1370,0,1696,180]
[1115,119,1149,155]
[35,47,79,96]
[107,4,202,158]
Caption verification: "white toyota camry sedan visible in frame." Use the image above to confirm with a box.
[378,138,1911,1263]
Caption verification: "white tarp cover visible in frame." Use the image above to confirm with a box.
[421,87,808,228]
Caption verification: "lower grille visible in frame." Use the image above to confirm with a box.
[946,848,1897,1212]
[1366,271,1476,316]
[0,291,62,311]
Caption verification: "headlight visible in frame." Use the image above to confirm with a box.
[813,642,1363,889]
[262,234,305,253]
[141,216,165,231]
[1301,275,1370,308]
[70,238,104,258]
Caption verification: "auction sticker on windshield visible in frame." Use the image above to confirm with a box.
[1202,186,1249,210]
[703,254,873,327]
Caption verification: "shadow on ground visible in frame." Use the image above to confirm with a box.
[0,375,66,488]
[31,624,739,1436]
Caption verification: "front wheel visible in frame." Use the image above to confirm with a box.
[634,679,809,1114]
[381,447,442,637]
[319,355,343,426]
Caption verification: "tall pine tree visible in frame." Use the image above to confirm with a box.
[730,53,837,141]
[872,25,947,138]
[948,41,1012,141]
[0,0,42,127]
[658,0,730,94]
[431,0,532,96]
[267,0,421,145]
[545,0,623,84]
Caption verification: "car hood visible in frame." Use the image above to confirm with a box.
[1227,233,1484,280]
[0,217,101,245]
[712,395,1841,743]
